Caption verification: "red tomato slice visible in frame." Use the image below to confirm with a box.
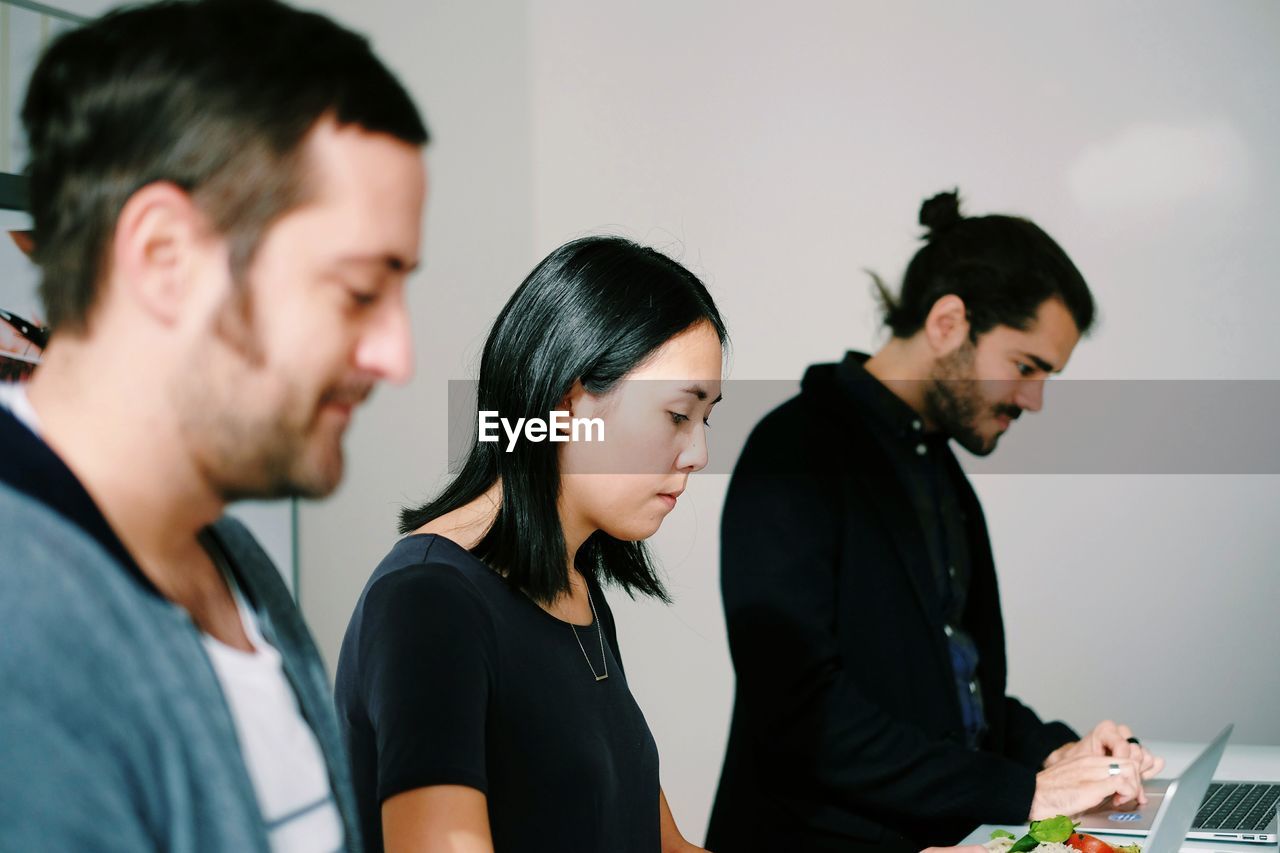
[1067,833,1115,853]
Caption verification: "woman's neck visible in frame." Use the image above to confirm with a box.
[412,479,596,623]
[411,481,502,550]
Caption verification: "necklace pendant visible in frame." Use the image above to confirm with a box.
[571,585,610,683]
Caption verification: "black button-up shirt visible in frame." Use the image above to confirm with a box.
[838,351,987,747]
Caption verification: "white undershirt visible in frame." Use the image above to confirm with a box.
[0,382,41,433]
[201,576,345,852]
[0,383,344,851]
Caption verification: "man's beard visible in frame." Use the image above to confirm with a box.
[178,365,359,503]
[923,342,1020,457]
[214,397,346,502]
[175,285,369,502]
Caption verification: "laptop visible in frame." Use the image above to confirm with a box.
[1077,724,1279,845]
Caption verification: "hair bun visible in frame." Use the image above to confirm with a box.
[919,189,963,238]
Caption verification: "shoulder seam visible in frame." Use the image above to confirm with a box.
[360,539,500,675]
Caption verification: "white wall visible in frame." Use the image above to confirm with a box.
[274,0,1280,845]
[525,0,1280,841]
[293,0,536,671]
[44,0,113,19]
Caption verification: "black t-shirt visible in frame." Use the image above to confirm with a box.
[334,533,661,852]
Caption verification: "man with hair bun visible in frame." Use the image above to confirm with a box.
[708,190,1164,853]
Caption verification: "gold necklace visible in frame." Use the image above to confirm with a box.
[569,585,609,682]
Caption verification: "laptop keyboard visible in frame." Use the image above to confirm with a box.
[1195,783,1280,832]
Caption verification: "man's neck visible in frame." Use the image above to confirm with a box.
[26,340,231,614]
[862,337,934,427]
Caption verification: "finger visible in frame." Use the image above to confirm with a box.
[1114,786,1147,808]
[1108,739,1136,760]
[1102,758,1143,804]
[1143,755,1166,779]
[1113,724,1137,759]
[1089,720,1116,750]
[1049,740,1082,766]
[1078,776,1129,813]
[1098,727,1135,759]
[1089,721,1117,754]
[1123,760,1145,804]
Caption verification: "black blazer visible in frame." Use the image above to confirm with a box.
[706,356,1076,853]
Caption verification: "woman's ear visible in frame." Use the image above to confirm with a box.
[555,380,587,437]
[557,380,586,417]
[923,293,971,356]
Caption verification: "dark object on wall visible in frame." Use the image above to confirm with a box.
[0,172,28,212]
[1,307,46,347]
[0,307,43,381]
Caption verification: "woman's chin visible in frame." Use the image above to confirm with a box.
[600,516,665,543]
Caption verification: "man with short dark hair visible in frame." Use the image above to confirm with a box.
[707,191,1164,853]
[0,1,428,849]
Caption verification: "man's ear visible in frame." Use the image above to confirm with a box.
[923,294,971,356]
[110,182,216,326]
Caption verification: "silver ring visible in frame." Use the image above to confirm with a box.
[1108,762,1121,776]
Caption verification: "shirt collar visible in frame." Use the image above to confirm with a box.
[836,351,938,446]
[0,382,42,432]
[0,390,163,597]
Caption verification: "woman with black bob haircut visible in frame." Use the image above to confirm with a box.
[336,235,727,853]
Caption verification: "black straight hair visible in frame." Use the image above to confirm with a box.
[400,236,728,604]
[872,189,1096,340]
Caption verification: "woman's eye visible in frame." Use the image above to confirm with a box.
[1016,362,1034,377]
[669,412,689,425]
[702,417,713,429]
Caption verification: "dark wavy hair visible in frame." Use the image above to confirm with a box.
[871,189,1095,340]
[400,236,728,604]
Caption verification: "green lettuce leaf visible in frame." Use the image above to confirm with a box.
[1004,814,1080,852]
[1029,816,1078,844]
[1009,835,1040,853]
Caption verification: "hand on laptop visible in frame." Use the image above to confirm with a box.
[1043,720,1165,781]
[1030,755,1145,819]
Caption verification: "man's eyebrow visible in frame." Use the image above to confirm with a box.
[333,254,420,274]
[1021,352,1058,373]
[680,384,723,404]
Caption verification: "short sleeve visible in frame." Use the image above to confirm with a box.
[356,564,495,804]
